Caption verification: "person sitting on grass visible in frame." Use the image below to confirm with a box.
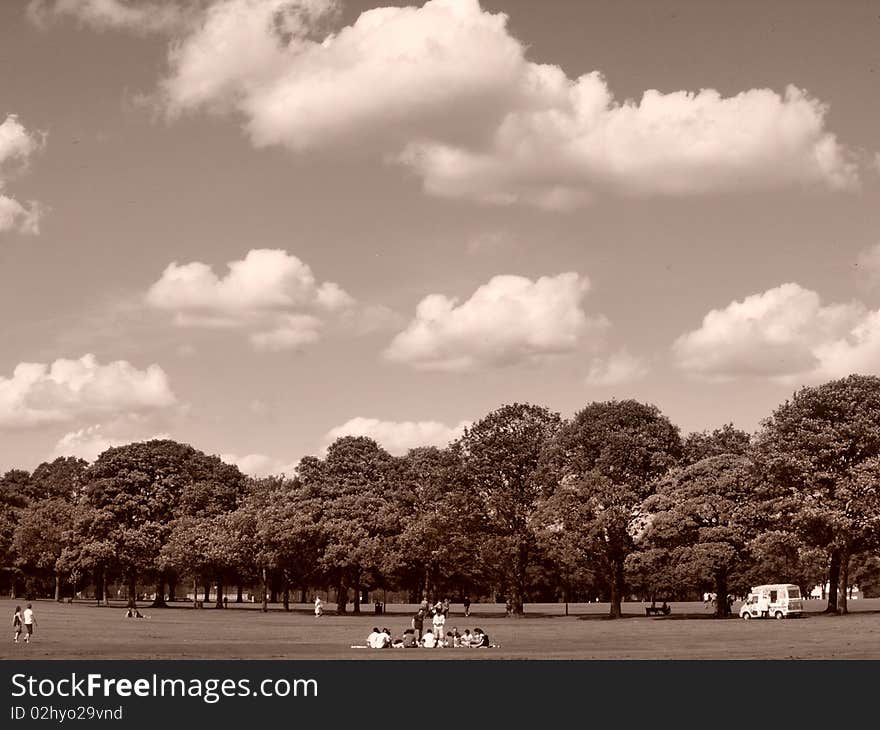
[401,629,418,648]
[449,627,461,647]
[472,628,490,647]
[367,627,381,648]
[460,629,473,647]
[421,629,437,648]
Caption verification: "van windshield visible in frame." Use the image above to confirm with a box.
[788,588,801,598]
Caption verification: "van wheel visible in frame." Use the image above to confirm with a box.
[774,611,784,620]
[742,612,751,620]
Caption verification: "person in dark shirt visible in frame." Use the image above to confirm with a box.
[473,628,490,647]
[412,608,425,640]
[463,596,471,617]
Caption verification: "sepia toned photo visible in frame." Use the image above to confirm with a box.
[1,0,879,663]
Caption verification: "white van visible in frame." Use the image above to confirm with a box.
[740,584,803,619]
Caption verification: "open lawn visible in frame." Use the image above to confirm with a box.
[2,598,879,660]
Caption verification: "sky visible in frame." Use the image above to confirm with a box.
[1,0,879,475]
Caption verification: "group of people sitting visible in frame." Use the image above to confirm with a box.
[366,626,491,649]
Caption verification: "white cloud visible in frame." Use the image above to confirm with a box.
[146,248,361,351]
[125,0,859,208]
[220,451,299,478]
[0,114,44,234]
[672,282,880,382]
[324,416,469,455]
[0,353,177,428]
[27,0,204,34]
[52,424,170,461]
[385,272,607,371]
[585,350,649,386]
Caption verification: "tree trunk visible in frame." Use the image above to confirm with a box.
[269,585,278,604]
[714,574,728,618]
[825,549,841,614]
[511,539,527,616]
[300,588,306,603]
[203,583,210,603]
[215,580,224,609]
[282,577,290,612]
[261,568,268,613]
[168,579,176,602]
[353,571,361,614]
[95,570,104,606]
[838,547,850,615]
[336,582,347,614]
[192,577,198,609]
[54,572,61,602]
[608,560,624,618]
[151,580,167,608]
[236,585,243,603]
[127,576,137,609]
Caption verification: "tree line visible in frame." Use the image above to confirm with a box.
[2,374,880,619]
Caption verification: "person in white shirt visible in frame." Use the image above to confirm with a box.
[432,610,446,645]
[22,604,36,644]
[314,597,323,617]
[421,630,436,648]
[367,627,381,648]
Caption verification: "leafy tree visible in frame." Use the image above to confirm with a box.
[78,439,247,608]
[539,400,681,618]
[0,469,29,597]
[682,425,751,466]
[744,530,827,600]
[640,454,754,616]
[298,437,399,613]
[457,403,561,615]
[754,375,880,613]
[12,498,76,601]
[390,446,488,602]
[28,457,89,501]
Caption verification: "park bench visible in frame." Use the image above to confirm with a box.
[645,603,671,616]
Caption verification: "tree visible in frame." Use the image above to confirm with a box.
[456,403,561,615]
[78,439,247,608]
[682,425,751,466]
[299,437,399,614]
[539,400,681,618]
[640,454,754,617]
[12,498,76,601]
[390,446,488,602]
[28,457,89,501]
[754,375,880,613]
[744,530,827,601]
[0,469,29,597]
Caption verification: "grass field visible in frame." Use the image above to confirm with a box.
[2,597,879,660]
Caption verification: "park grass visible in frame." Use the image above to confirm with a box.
[1,597,879,660]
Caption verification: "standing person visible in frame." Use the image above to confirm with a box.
[432,608,446,645]
[314,596,324,617]
[419,596,428,615]
[22,604,36,644]
[463,595,471,617]
[412,608,425,640]
[441,597,450,618]
[12,606,23,643]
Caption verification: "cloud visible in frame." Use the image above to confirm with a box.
[220,451,299,478]
[0,354,177,428]
[0,114,45,234]
[585,350,649,386]
[118,0,860,208]
[324,416,469,455]
[27,0,204,34]
[672,282,880,382]
[146,248,366,351]
[385,272,607,371]
[52,424,171,461]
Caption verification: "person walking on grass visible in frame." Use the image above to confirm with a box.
[12,606,23,644]
[22,603,36,644]
[463,595,471,617]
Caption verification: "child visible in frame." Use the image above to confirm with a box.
[12,606,22,643]
[22,603,36,644]
[449,627,461,647]
[461,628,473,647]
[421,629,436,648]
